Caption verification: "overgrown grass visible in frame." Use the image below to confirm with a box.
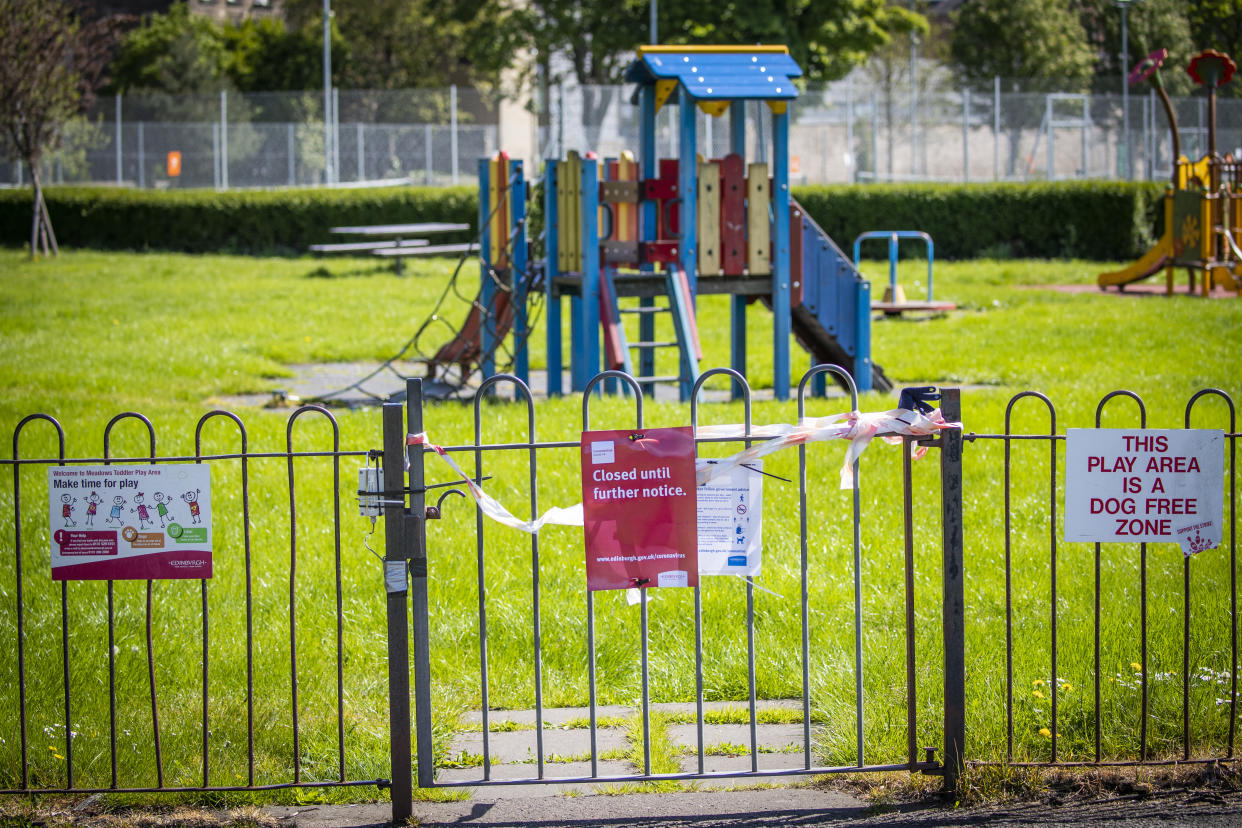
[0,247,1238,800]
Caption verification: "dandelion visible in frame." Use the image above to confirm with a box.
[53,753,63,760]
[1032,690,1044,699]
[1033,679,1045,687]
[1039,728,1052,738]
[1131,662,1142,671]
[1061,683,1074,693]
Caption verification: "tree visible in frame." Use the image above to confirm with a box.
[949,0,1096,175]
[862,1,939,181]
[523,0,925,162]
[663,0,926,84]
[222,18,323,93]
[0,1,121,257]
[110,3,330,95]
[1187,1,1242,97]
[524,0,926,87]
[108,2,232,95]
[281,0,520,91]
[1074,0,1194,96]
[950,0,1096,89]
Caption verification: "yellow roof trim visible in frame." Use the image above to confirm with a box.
[639,45,789,56]
[654,79,678,114]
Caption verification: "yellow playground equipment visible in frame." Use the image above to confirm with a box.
[1100,48,1242,295]
[1099,155,1242,294]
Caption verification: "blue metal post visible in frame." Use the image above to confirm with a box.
[544,161,562,396]
[729,100,747,400]
[638,85,658,387]
[678,86,698,402]
[478,157,496,381]
[855,279,872,392]
[888,232,899,302]
[600,159,618,397]
[772,106,791,401]
[579,158,601,391]
[678,86,697,296]
[510,159,529,384]
[924,236,935,301]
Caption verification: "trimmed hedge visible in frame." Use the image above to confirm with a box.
[0,180,1165,260]
[0,184,477,255]
[792,180,1166,261]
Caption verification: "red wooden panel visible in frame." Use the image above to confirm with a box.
[641,241,680,264]
[789,203,804,308]
[720,153,746,275]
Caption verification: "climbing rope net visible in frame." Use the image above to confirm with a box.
[311,172,544,405]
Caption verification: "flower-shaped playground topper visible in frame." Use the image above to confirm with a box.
[1187,49,1237,89]
[1130,48,1167,86]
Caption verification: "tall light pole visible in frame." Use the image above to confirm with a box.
[323,0,334,185]
[650,0,657,45]
[909,0,918,179]
[1117,0,1135,179]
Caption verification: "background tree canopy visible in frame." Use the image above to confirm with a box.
[100,0,1242,99]
[522,0,927,86]
[949,0,1096,91]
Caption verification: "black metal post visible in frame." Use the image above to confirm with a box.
[939,388,965,793]
[382,401,412,822]
[407,379,435,790]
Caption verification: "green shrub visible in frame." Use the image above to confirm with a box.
[0,185,477,254]
[791,181,1165,260]
[0,180,1166,260]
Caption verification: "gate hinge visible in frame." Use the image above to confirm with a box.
[918,745,942,775]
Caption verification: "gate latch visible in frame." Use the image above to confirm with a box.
[426,487,466,520]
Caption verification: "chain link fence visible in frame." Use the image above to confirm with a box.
[5,72,1241,190]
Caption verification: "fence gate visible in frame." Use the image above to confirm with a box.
[379,373,965,824]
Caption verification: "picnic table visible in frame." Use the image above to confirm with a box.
[319,222,472,274]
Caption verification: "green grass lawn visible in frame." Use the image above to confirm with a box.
[0,247,1239,799]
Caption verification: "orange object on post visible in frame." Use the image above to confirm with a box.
[166,151,182,177]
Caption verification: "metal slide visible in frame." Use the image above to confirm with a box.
[776,199,893,392]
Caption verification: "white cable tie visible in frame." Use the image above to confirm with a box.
[738,575,784,599]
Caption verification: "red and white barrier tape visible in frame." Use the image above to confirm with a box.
[406,407,959,536]
[407,432,584,532]
[694,406,957,489]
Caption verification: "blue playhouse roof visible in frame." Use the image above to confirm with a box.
[624,46,802,101]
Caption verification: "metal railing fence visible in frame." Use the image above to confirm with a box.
[392,370,962,823]
[1,407,387,794]
[2,376,1237,825]
[967,388,1238,768]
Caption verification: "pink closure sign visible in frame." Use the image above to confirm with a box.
[581,427,698,591]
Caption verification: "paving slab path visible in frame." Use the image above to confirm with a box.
[263,785,1242,828]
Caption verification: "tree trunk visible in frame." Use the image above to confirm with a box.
[29,163,40,258]
[28,164,58,258]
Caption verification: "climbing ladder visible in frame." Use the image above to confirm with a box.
[600,264,702,398]
[544,150,890,399]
